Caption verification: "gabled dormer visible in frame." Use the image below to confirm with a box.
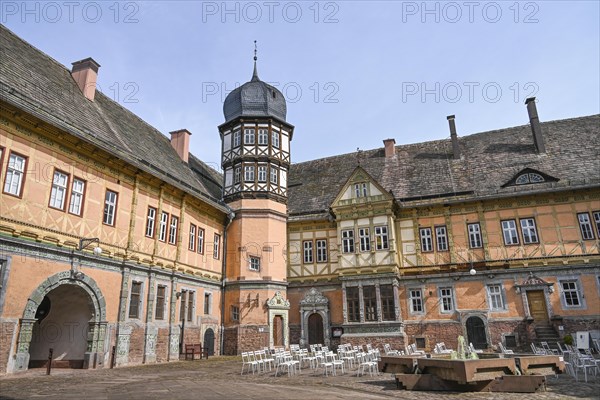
[332,166,393,209]
[501,168,559,188]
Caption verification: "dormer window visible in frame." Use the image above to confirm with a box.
[515,172,545,185]
[502,168,557,188]
[354,183,368,198]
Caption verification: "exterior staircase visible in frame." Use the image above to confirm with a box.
[533,324,561,350]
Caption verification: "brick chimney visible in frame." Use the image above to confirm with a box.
[170,129,192,163]
[525,97,545,154]
[383,138,396,158]
[71,58,100,101]
[447,115,461,160]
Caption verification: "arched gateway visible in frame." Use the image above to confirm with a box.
[14,270,107,372]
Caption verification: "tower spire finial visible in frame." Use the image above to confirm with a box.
[251,40,259,81]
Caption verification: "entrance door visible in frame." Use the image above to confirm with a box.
[308,313,324,345]
[527,290,548,322]
[203,328,215,356]
[273,316,284,346]
[466,316,487,350]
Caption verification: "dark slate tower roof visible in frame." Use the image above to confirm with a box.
[222,57,287,122]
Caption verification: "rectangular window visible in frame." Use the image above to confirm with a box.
[359,227,371,252]
[49,170,69,210]
[258,165,267,182]
[103,190,118,226]
[129,281,142,319]
[468,223,483,248]
[578,213,595,240]
[146,207,157,238]
[501,220,519,245]
[303,240,313,263]
[561,281,581,307]
[233,130,241,147]
[244,128,255,144]
[179,290,187,321]
[380,284,395,321]
[316,239,328,262]
[435,226,448,251]
[409,289,423,313]
[272,131,280,148]
[487,284,505,310]
[244,165,255,182]
[375,226,389,250]
[231,305,239,321]
[270,167,278,184]
[68,178,85,216]
[342,229,355,253]
[363,286,378,321]
[249,256,260,271]
[187,291,194,322]
[155,285,166,320]
[204,293,211,315]
[354,183,368,198]
[234,166,241,184]
[593,211,600,238]
[197,228,205,254]
[419,227,433,252]
[346,287,359,322]
[189,224,196,251]
[439,287,454,312]
[3,152,27,197]
[520,218,539,244]
[158,212,169,242]
[213,234,220,259]
[168,215,178,245]
[258,129,268,145]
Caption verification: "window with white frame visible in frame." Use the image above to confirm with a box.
[155,285,166,320]
[270,167,278,184]
[272,131,280,148]
[233,130,241,147]
[49,170,69,210]
[578,213,595,240]
[560,280,582,307]
[249,256,260,271]
[501,220,519,245]
[354,183,368,198]
[303,240,313,263]
[258,129,268,145]
[375,225,389,250]
[342,229,355,253]
[234,166,241,184]
[487,284,505,310]
[168,216,178,245]
[316,239,327,262]
[244,165,255,182]
[258,165,267,182]
[158,212,169,242]
[359,227,371,252]
[213,234,220,259]
[3,152,26,196]
[468,223,483,248]
[439,287,454,312]
[68,178,85,215]
[419,227,433,252]
[244,128,255,144]
[231,305,239,321]
[189,224,196,251]
[128,281,143,319]
[520,218,539,244]
[146,207,156,237]
[103,190,118,226]
[435,226,448,251]
[593,211,600,238]
[197,228,205,254]
[409,288,424,313]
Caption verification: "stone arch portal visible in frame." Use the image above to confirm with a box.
[14,270,107,372]
[299,288,330,348]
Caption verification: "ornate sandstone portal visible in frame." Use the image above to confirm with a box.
[515,273,555,321]
[299,288,330,348]
[267,291,290,349]
[14,271,107,372]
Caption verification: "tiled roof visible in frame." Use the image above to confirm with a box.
[0,24,228,212]
[288,115,600,219]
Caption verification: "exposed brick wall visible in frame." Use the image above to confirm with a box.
[155,328,170,363]
[0,321,16,374]
[488,320,527,347]
[341,335,405,352]
[238,326,269,352]
[128,325,145,365]
[289,324,301,345]
[404,322,462,351]
[560,318,600,336]
[223,327,238,355]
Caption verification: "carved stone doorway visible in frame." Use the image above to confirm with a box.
[299,288,330,348]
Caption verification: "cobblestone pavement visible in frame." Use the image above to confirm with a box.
[1,357,599,400]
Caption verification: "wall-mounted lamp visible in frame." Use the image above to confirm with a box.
[79,238,102,255]
[469,265,477,275]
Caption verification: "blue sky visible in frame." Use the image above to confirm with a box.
[3,1,599,169]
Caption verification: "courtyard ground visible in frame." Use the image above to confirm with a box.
[1,356,599,400]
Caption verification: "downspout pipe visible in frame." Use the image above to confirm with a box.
[220,208,235,355]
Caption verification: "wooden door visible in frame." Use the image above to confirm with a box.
[466,316,487,349]
[527,290,548,321]
[273,315,284,346]
[308,313,324,345]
